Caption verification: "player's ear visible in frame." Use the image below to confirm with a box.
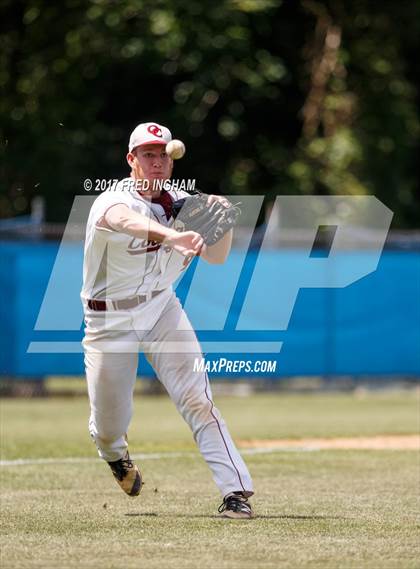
[126,152,136,168]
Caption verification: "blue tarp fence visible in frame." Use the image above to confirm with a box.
[0,241,419,378]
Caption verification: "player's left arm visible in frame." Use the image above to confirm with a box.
[200,229,233,264]
[199,194,233,265]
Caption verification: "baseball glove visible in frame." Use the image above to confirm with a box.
[171,193,241,246]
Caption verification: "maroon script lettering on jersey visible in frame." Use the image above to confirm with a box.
[127,236,161,255]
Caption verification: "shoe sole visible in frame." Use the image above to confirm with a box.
[128,470,142,496]
[115,468,143,497]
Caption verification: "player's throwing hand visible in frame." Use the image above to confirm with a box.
[164,230,204,257]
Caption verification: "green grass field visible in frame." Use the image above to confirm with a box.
[1,390,419,568]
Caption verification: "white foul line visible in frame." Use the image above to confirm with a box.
[0,447,317,467]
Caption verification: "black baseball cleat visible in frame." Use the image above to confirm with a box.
[107,452,142,497]
[218,492,254,519]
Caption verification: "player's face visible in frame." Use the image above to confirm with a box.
[127,144,173,195]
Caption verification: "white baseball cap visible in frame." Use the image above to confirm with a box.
[128,122,172,152]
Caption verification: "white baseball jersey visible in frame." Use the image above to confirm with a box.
[81,179,190,302]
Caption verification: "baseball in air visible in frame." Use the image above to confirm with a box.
[166,139,186,160]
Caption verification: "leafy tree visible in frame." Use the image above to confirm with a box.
[0,0,418,227]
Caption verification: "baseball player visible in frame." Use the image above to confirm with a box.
[81,122,254,519]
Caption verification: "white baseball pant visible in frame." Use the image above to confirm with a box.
[83,289,253,498]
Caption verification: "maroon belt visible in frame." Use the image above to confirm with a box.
[87,290,164,311]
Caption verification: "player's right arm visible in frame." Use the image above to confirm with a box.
[104,203,203,257]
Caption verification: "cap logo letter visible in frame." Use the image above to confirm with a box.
[147,124,162,137]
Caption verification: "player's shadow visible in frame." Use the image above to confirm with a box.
[247,514,345,520]
[125,513,344,520]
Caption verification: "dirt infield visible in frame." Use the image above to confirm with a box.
[238,434,420,450]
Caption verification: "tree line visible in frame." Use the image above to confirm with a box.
[1,0,419,228]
